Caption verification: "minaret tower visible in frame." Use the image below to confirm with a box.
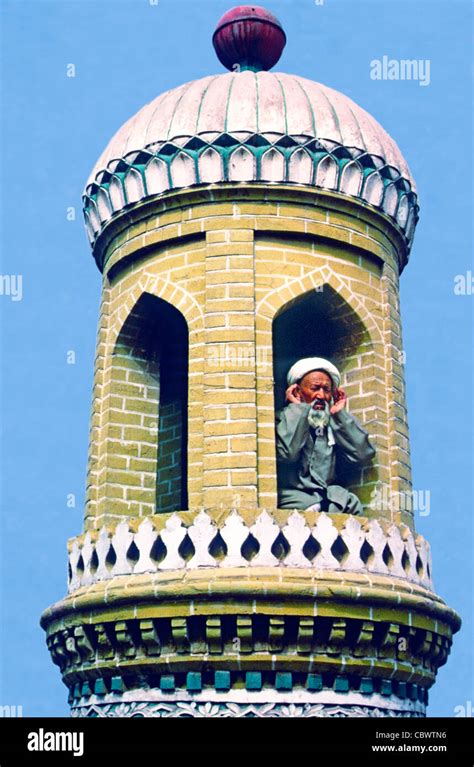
[42,6,460,717]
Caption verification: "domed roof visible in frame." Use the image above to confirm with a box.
[83,10,418,250]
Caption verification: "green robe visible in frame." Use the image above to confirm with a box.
[275,403,376,514]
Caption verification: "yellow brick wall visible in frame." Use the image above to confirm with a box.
[84,186,413,531]
[203,228,258,508]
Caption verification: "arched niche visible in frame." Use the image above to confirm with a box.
[110,292,189,515]
[272,285,377,502]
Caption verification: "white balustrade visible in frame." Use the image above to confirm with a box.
[67,510,434,593]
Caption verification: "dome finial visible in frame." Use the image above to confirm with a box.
[212,5,286,72]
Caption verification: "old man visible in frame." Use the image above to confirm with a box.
[276,357,375,514]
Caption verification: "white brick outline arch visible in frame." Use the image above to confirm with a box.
[108,275,204,349]
[256,266,383,348]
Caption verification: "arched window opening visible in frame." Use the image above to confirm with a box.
[111,293,188,515]
[272,286,376,509]
[155,302,189,513]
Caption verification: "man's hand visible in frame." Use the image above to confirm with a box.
[330,387,347,414]
[285,383,303,404]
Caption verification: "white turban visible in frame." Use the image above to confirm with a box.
[286,357,341,389]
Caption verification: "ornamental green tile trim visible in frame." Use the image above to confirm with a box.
[275,672,293,691]
[246,672,262,691]
[83,134,419,251]
[334,676,350,693]
[67,675,427,700]
[94,679,108,696]
[186,672,202,692]
[215,671,231,691]
[160,675,175,692]
[360,678,374,695]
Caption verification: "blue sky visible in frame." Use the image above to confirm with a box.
[0,0,472,717]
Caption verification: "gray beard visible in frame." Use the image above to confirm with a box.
[307,400,331,431]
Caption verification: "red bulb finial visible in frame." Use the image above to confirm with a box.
[213,5,286,72]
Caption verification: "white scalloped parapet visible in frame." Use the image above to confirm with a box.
[68,510,433,593]
[83,71,419,249]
